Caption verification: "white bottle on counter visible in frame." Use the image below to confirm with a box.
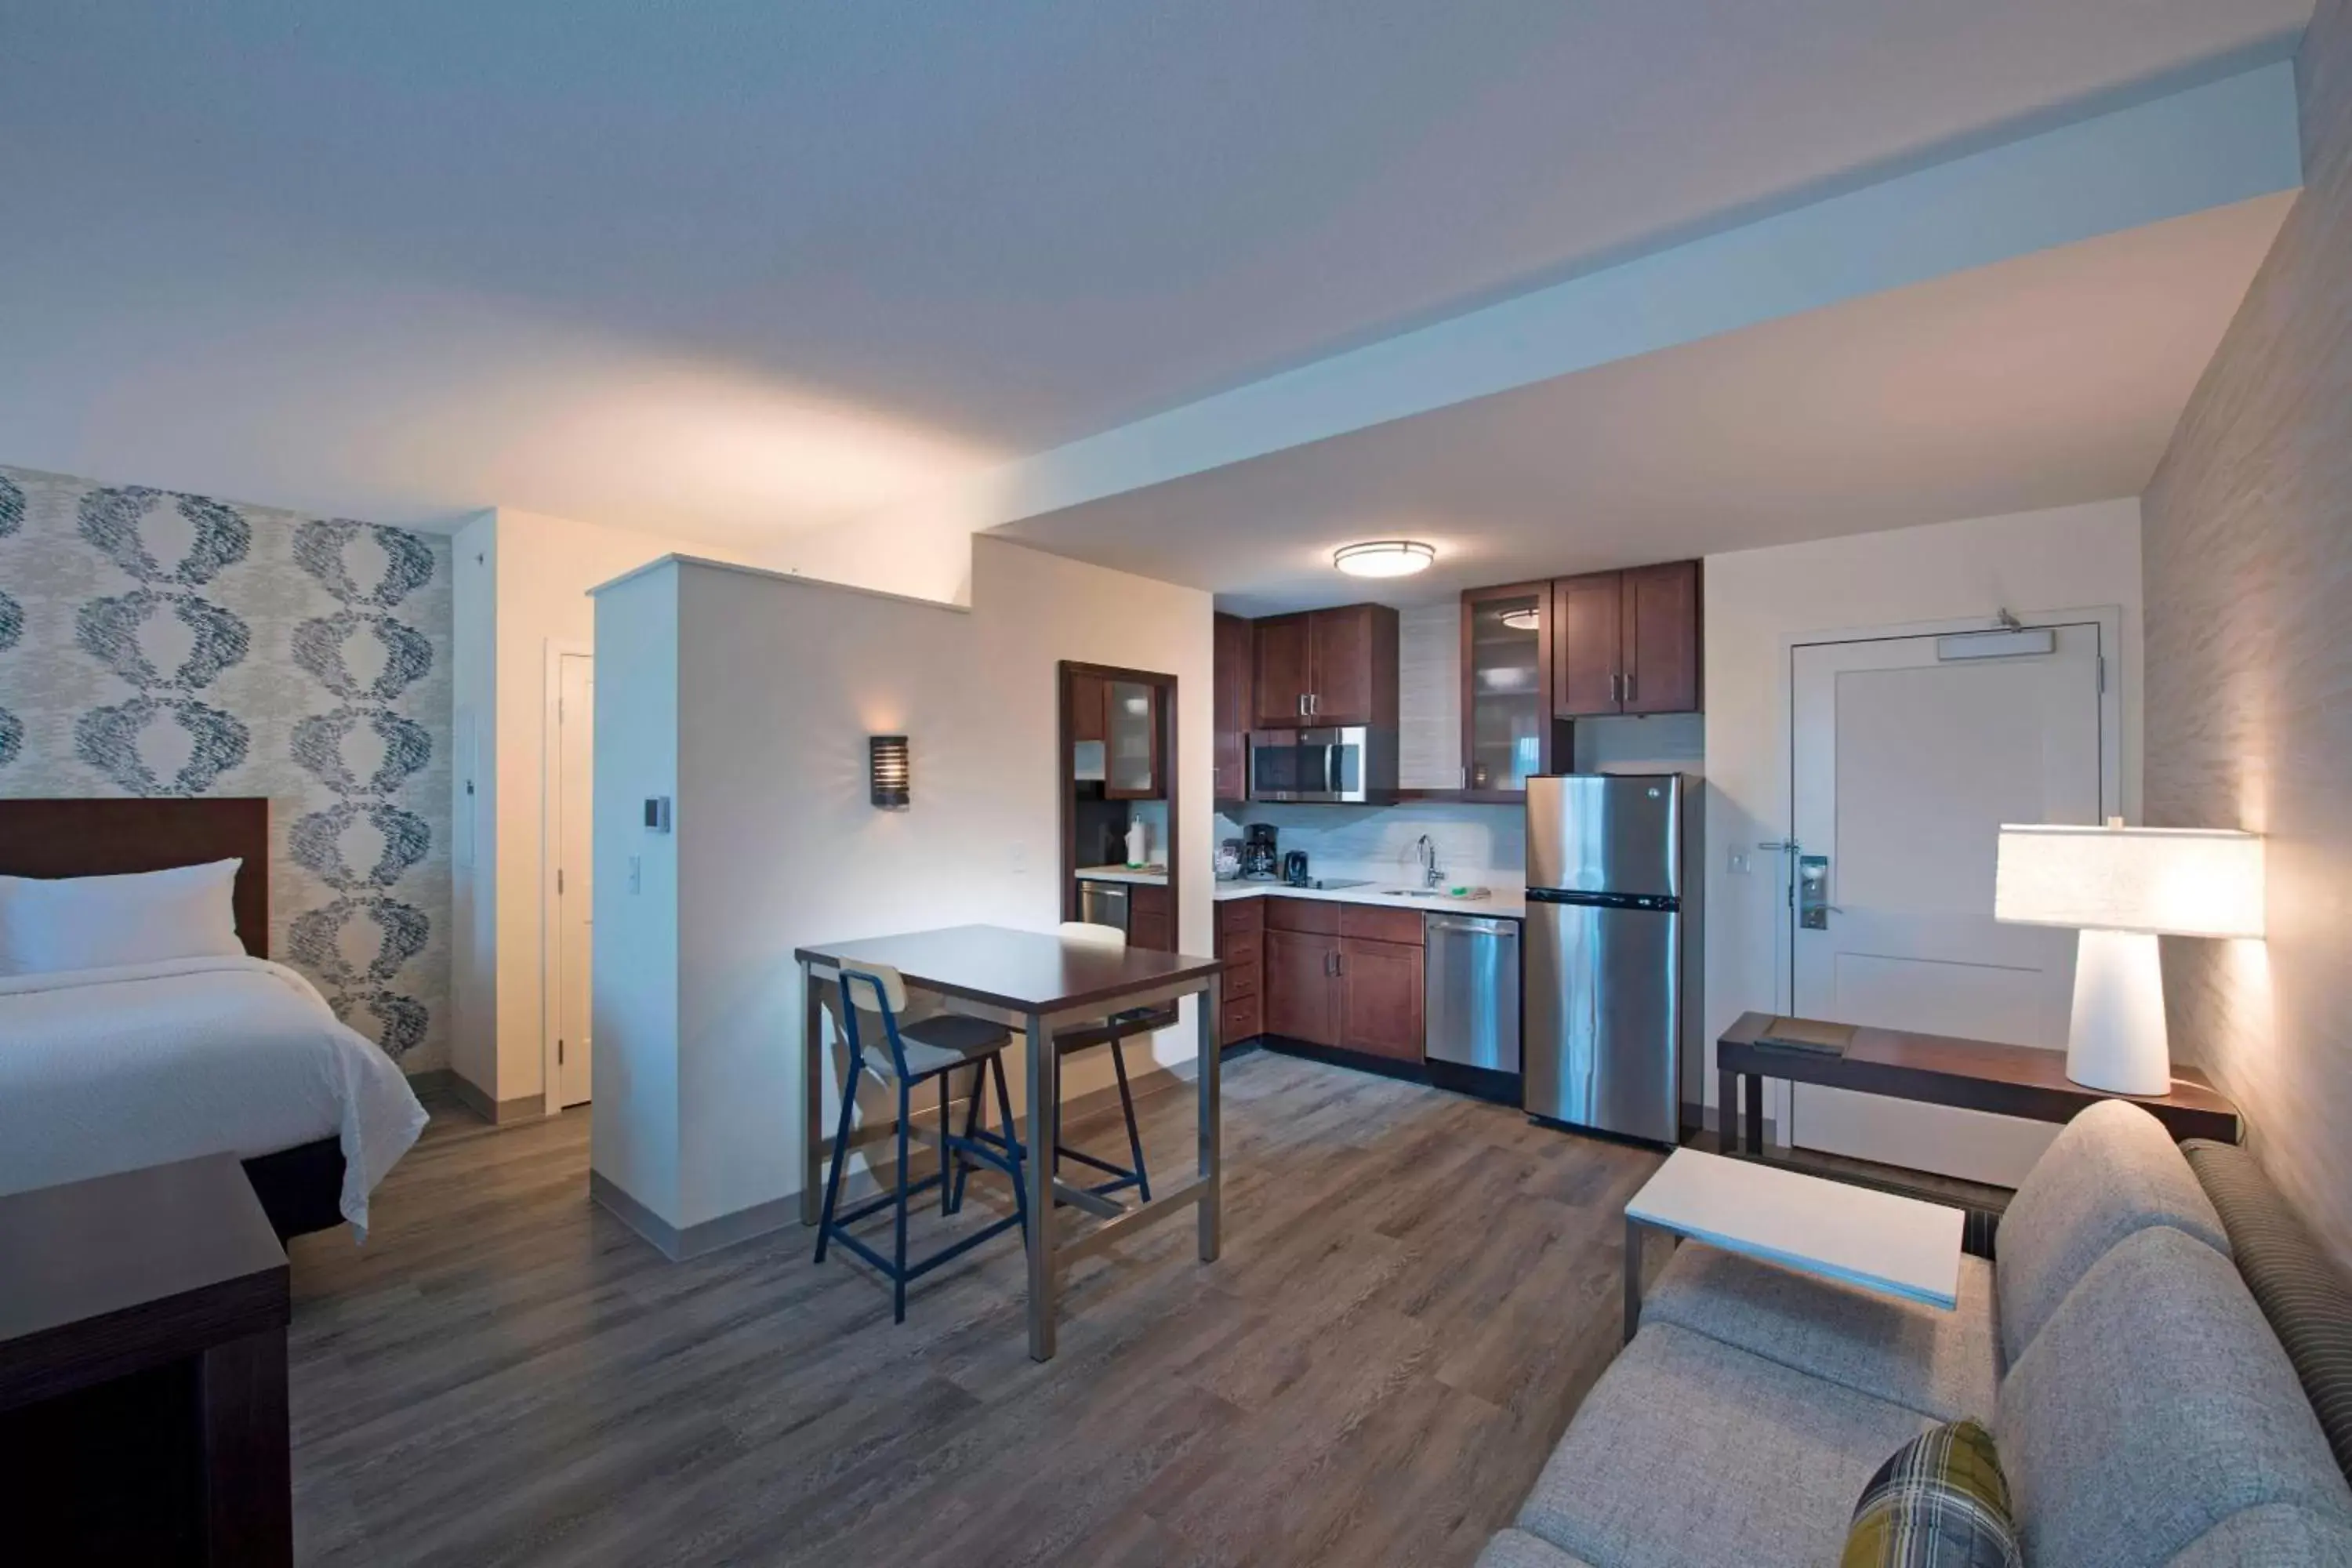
[1124,817,1149,868]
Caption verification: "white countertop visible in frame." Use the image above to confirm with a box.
[1074,865,1170,887]
[1211,878,1525,919]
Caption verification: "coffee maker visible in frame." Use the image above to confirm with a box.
[1240,823,1279,880]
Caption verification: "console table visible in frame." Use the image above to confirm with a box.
[1717,1010,2245,1160]
[0,1156,292,1565]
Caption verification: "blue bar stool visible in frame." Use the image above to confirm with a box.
[811,961,1029,1323]
[955,920,1167,1209]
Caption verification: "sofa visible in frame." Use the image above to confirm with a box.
[1478,1101,2352,1567]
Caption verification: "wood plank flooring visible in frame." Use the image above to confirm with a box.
[287,1051,1661,1566]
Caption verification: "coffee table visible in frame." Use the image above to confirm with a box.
[1622,1147,1964,1342]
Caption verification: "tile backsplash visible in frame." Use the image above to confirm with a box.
[1213,800,1526,885]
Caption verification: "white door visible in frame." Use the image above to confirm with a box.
[554,652,594,1109]
[1788,622,2111,1186]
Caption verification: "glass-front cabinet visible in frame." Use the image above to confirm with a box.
[1461,582,1555,793]
[1104,678,1161,798]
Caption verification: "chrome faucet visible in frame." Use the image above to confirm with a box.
[1415,833,1443,889]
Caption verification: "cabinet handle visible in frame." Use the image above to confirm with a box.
[1308,692,1319,717]
[1624,670,1635,704]
[1298,692,1308,718]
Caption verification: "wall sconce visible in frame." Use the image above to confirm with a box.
[869,735,910,808]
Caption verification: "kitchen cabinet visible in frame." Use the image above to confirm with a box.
[1215,898,1264,1042]
[1338,937,1424,1062]
[1621,561,1702,715]
[1264,926,1341,1047]
[1251,604,1398,728]
[1214,614,1254,802]
[1103,678,1160,799]
[1128,883,1173,951]
[1460,580,1563,792]
[1070,672,1108,743]
[1551,559,1702,718]
[1257,896,1428,1063]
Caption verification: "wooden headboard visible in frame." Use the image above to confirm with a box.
[0,797,271,957]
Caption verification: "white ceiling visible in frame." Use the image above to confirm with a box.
[993,195,2292,615]
[0,2,2309,546]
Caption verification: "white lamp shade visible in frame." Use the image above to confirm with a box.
[1994,824,2263,939]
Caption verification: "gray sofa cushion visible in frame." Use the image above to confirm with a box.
[1998,1227,2352,1568]
[1995,1100,2229,1364]
[2161,1502,2352,1566]
[1517,1322,1933,1568]
[2183,1139,2352,1483]
[1641,1244,1999,1421]
[1474,1528,1599,1568]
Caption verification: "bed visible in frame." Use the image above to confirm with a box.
[0,797,426,1240]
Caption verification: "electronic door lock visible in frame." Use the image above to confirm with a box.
[1796,854,1837,929]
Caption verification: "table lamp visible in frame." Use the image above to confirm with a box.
[1994,820,2263,1095]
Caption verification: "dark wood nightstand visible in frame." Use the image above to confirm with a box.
[0,1155,292,1566]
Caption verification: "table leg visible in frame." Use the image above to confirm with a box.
[800,960,823,1226]
[199,1327,292,1568]
[1719,1067,1739,1155]
[1197,975,1222,1263]
[1744,1073,1765,1154]
[1623,1219,1643,1345]
[1025,1009,1058,1362]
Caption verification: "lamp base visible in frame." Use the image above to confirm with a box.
[2065,927,2172,1096]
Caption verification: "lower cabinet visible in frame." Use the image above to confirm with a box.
[1259,897,1428,1064]
[1129,884,1173,951]
[1338,936,1424,1062]
[1264,927,1341,1046]
[1215,898,1265,1041]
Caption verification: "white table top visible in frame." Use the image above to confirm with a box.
[1625,1148,1965,1310]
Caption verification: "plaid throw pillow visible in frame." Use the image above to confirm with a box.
[1841,1420,2023,1568]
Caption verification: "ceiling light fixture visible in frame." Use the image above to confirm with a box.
[1499,608,1541,631]
[1333,539,1435,579]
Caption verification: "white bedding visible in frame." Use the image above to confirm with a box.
[0,956,427,1238]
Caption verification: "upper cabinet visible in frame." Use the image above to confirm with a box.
[1103,678,1161,798]
[1552,560,1702,719]
[1253,604,1399,728]
[1213,613,1254,802]
[1461,581,1560,792]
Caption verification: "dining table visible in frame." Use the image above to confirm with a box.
[793,924,1225,1360]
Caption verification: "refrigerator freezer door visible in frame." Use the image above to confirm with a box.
[1526,775,1683,898]
[1523,901,1681,1142]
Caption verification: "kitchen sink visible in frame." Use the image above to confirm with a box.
[1382,886,1496,901]
[1289,877,1374,891]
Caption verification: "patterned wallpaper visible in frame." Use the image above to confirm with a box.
[0,463,452,1070]
[2143,0,2352,1265]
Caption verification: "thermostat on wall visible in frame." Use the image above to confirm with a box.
[644,797,673,832]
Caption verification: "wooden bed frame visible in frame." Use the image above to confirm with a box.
[0,797,350,1240]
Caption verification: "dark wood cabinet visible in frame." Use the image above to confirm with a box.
[1264,926,1341,1047]
[1215,898,1264,1042]
[1621,560,1701,714]
[1250,604,1397,728]
[1102,679,1161,800]
[1128,884,1173,952]
[1069,673,1109,743]
[1552,560,1701,719]
[1553,570,1624,717]
[1253,614,1313,726]
[1338,936,1424,1062]
[1214,614,1254,802]
[1461,581,1569,792]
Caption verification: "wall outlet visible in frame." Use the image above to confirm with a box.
[1728,851,1752,876]
[627,854,642,894]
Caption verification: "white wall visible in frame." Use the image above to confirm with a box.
[592,536,1214,1234]
[450,506,751,1109]
[1700,497,2145,1120]
[589,565,682,1221]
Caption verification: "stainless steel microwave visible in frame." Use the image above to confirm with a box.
[1247,727,1399,804]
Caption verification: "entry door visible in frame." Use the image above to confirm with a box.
[1788,623,2109,1185]
[554,652,594,1109]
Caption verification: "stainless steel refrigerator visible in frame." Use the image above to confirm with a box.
[1523,774,1703,1145]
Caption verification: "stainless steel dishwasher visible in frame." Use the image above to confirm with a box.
[1425,913,1521,1074]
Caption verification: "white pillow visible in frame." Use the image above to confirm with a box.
[0,858,247,976]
